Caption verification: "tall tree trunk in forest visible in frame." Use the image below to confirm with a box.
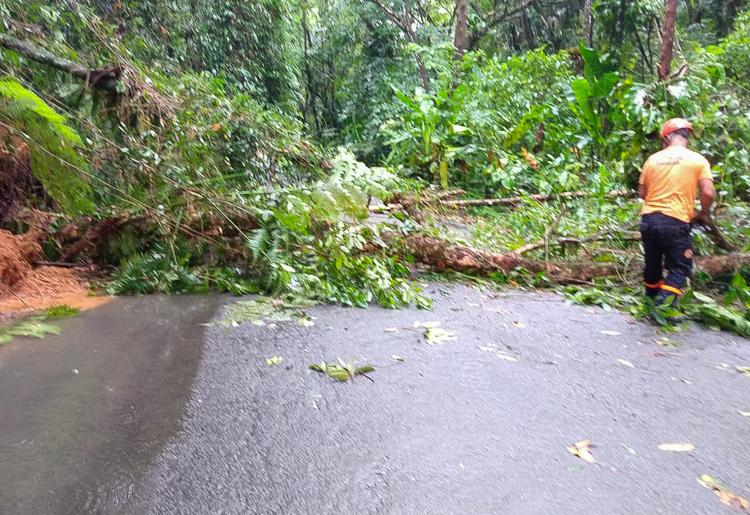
[453,0,468,60]
[658,0,678,80]
[416,56,431,90]
[582,0,593,45]
[521,9,535,48]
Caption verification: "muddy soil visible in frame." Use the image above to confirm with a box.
[0,229,102,316]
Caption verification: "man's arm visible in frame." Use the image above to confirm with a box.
[693,178,716,224]
[698,178,715,216]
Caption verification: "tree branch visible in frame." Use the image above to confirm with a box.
[0,34,121,93]
[363,0,430,89]
[365,0,411,35]
[439,189,635,208]
[515,231,641,255]
[468,0,536,50]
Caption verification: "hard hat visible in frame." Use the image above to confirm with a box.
[660,118,693,139]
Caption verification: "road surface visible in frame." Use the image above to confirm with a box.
[1,285,748,514]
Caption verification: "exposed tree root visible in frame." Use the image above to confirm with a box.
[60,217,128,262]
[0,127,54,221]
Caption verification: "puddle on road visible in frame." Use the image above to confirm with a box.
[0,294,224,514]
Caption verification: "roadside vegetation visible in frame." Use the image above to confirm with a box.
[1,1,749,334]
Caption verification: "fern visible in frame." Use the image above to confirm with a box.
[107,250,202,294]
[0,77,94,213]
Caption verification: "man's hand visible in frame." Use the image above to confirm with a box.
[692,211,712,226]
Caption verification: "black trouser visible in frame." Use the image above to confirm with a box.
[640,213,693,299]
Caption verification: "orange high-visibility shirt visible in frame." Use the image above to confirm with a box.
[639,145,713,223]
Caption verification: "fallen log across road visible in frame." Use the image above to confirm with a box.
[383,232,750,284]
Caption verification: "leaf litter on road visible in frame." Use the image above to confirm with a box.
[656,336,679,347]
[567,440,596,464]
[412,321,457,344]
[309,359,375,382]
[478,345,517,362]
[219,296,317,327]
[265,356,283,366]
[698,474,750,511]
[0,314,64,344]
[658,443,695,452]
[424,326,457,344]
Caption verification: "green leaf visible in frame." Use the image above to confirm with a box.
[570,78,596,125]
[592,72,619,99]
[579,42,616,82]
[309,360,374,382]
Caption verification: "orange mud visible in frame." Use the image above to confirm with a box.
[0,229,112,317]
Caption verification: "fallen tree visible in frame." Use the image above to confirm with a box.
[381,187,737,257]
[385,232,750,284]
[0,34,121,93]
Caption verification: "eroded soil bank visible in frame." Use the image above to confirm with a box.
[0,229,109,317]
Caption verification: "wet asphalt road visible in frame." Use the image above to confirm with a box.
[1,285,749,514]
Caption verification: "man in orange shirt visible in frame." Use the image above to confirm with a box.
[639,118,716,305]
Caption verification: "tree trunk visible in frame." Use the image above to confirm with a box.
[582,0,593,46]
[658,0,678,80]
[0,34,121,93]
[415,55,431,91]
[453,0,468,60]
[521,9,535,48]
[384,232,750,284]
[301,4,319,133]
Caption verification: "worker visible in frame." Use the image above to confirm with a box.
[638,118,716,307]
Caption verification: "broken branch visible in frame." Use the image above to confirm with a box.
[695,218,737,252]
[0,34,120,93]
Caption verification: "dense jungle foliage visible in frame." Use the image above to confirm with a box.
[1,0,750,331]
